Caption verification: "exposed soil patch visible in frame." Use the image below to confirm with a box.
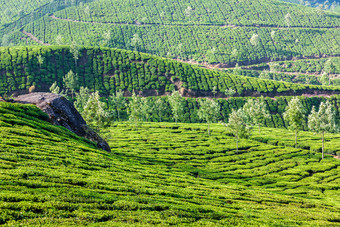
[21,30,50,46]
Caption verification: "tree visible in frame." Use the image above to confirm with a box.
[49,82,60,94]
[154,98,167,122]
[259,70,271,80]
[198,98,220,136]
[250,34,260,46]
[70,41,80,66]
[55,35,65,45]
[131,34,142,51]
[140,97,154,122]
[37,55,44,69]
[225,88,236,98]
[285,13,292,27]
[168,91,182,124]
[243,98,270,134]
[127,92,142,129]
[324,59,335,75]
[320,72,330,86]
[83,91,108,129]
[101,30,111,47]
[185,6,193,18]
[270,31,276,41]
[308,101,338,159]
[110,90,126,121]
[212,86,217,98]
[283,97,306,148]
[74,86,90,114]
[63,70,78,97]
[223,109,250,152]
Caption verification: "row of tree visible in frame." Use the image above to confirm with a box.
[226,97,338,159]
[53,75,338,159]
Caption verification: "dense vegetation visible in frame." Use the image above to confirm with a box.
[102,95,340,129]
[11,17,340,65]
[54,0,340,28]
[246,57,340,74]
[1,46,339,98]
[1,102,340,225]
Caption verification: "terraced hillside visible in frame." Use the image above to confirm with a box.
[4,0,340,66]
[1,102,340,226]
[0,0,95,45]
[1,46,340,98]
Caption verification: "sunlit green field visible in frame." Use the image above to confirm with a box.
[1,102,340,226]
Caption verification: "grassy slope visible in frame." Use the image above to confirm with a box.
[1,46,340,98]
[55,0,340,27]
[1,102,340,226]
[5,0,340,65]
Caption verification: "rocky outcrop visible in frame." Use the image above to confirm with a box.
[15,92,111,152]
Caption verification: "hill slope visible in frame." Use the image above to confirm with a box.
[0,46,339,98]
[3,0,340,65]
[1,102,340,225]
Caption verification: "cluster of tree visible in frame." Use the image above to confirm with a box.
[225,97,338,158]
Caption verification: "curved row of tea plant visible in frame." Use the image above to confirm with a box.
[1,46,340,98]
[54,0,340,28]
[14,16,340,65]
[1,102,340,225]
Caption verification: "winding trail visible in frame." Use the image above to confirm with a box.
[49,14,340,30]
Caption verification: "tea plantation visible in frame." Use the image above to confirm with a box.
[1,102,340,226]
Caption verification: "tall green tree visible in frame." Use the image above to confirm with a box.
[74,86,90,114]
[198,98,220,136]
[243,98,271,134]
[308,101,338,159]
[63,70,78,97]
[70,41,80,66]
[37,55,44,69]
[110,90,126,121]
[49,82,60,94]
[83,91,108,129]
[127,92,142,129]
[168,91,182,124]
[223,109,250,152]
[140,97,154,122]
[250,34,260,46]
[283,97,306,148]
[154,98,167,122]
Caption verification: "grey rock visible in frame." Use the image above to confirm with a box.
[15,92,111,152]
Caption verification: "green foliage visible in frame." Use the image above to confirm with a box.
[283,97,307,147]
[308,101,338,159]
[127,91,142,129]
[63,70,78,95]
[243,97,271,134]
[74,86,90,114]
[83,91,108,128]
[49,81,60,94]
[1,102,340,225]
[223,108,251,152]
[168,90,182,124]
[109,90,126,121]
[197,98,220,135]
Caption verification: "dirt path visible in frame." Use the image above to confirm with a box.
[21,30,50,46]
[49,14,340,30]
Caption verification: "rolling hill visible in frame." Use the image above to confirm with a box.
[1,46,340,98]
[2,0,340,66]
[1,101,340,226]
